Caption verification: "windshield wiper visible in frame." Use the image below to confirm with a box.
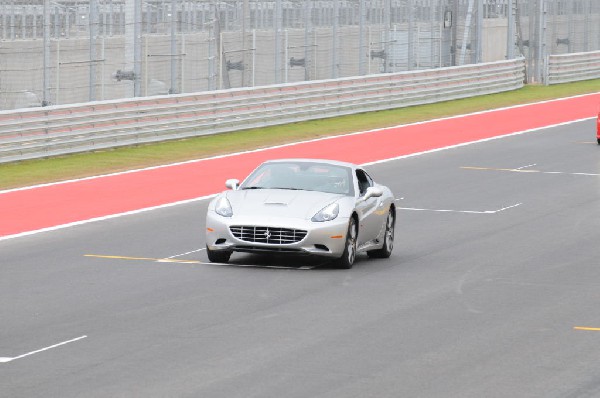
[242,186,265,190]
[270,187,302,190]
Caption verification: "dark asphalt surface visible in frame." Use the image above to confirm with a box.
[1,119,599,397]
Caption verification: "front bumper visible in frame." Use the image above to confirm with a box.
[206,212,350,258]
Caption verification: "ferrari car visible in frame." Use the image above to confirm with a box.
[205,159,396,268]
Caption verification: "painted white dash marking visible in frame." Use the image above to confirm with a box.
[166,248,207,259]
[397,202,522,214]
[0,335,87,363]
[516,163,537,170]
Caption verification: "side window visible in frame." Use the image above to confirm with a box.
[355,169,373,196]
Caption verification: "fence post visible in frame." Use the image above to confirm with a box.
[507,0,515,60]
[358,0,366,75]
[43,0,50,106]
[89,0,98,101]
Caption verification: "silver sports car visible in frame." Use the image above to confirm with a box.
[205,159,396,268]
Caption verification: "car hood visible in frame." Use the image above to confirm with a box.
[226,189,346,220]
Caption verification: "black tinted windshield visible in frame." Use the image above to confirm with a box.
[241,162,354,196]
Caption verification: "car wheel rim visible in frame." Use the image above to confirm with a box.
[347,222,357,265]
[385,214,394,253]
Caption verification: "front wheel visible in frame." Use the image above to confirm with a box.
[367,210,395,259]
[206,245,232,263]
[335,217,357,269]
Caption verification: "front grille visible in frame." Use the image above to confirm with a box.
[230,226,307,244]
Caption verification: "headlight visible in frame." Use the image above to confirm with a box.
[312,202,339,222]
[215,196,233,217]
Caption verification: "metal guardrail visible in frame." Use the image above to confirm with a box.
[0,58,525,164]
[545,51,600,85]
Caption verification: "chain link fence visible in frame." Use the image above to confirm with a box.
[0,0,598,111]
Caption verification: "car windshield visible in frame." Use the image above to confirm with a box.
[240,162,354,196]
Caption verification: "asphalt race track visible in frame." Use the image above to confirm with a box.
[2,119,600,397]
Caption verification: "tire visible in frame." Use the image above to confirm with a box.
[206,245,232,263]
[597,138,600,145]
[367,210,395,259]
[335,217,357,269]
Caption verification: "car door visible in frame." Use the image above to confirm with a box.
[354,169,385,244]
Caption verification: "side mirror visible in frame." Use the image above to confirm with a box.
[359,186,383,202]
[225,179,240,190]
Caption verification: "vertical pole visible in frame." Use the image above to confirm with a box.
[219,31,223,89]
[567,0,573,53]
[314,28,317,79]
[304,0,312,81]
[429,0,435,68]
[252,29,256,87]
[170,0,177,93]
[65,4,70,38]
[507,0,515,59]
[284,29,288,83]
[10,0,15,40]
[108,0,113,37]
[54,5,59,39]
[537,0,546,83]
[439,23,443,67]
[101,37,105,100]
[584,0,590,51]
[274,0,282,83]
[392,24,397,72]
[56,39,60,104]
[144,35,148,95]
[21,5,26,39]
[208,2,216,91]
[383,0,390,72]
[126,0,139,96]
[451,0,459,66]
[43,0,50,105]
[460,0,475,65]
[407,0,414,70]
[181,33,185,92]
[89,0,98,101]
[358,0,366,75]
[332,0,339,78]
[241,0,249,86]
[527,0,535,81]
[33,6,38,39]
[134,0,142,96]
[368,25,371,74]
[475,0,483,63]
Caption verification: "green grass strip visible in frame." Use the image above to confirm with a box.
[1,80,599,191]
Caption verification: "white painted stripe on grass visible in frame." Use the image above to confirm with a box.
[1,92,598,195]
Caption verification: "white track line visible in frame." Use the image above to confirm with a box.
[166,248,207,259]
[397,203,522,214]
[0,335,87,364]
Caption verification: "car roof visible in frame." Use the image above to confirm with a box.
[263,158,359,170]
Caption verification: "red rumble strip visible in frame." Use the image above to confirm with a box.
[1,93,599,239]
